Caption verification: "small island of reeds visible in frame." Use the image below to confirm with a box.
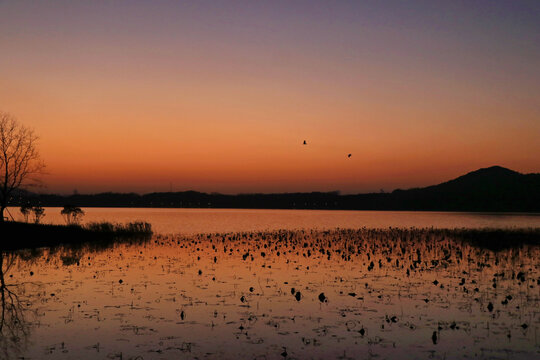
[0,221,152,251]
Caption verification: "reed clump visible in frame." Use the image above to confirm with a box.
[0,221,153,251]
[85,221,153,235]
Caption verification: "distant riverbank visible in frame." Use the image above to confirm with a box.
[11,166,540,212]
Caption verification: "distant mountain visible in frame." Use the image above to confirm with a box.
[11,166,540,212]
[388,166,540,211]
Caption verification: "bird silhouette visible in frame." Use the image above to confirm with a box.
[303,140,307,145]
[347,153,352,158]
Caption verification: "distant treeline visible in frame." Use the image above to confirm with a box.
[11,166,540,212]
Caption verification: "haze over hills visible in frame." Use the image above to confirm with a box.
[13,166,540,212]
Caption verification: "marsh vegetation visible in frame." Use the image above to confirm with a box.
[0,221,152,250]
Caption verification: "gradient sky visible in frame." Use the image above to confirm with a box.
[1,1,539,194]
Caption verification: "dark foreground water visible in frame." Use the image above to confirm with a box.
[2,228,539,359]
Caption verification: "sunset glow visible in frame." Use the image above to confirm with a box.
[1,1,538,194]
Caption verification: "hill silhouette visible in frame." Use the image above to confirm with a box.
[388,166,540,211]
[12,166,540,212]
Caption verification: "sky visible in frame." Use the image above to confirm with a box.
[1,1,539,194]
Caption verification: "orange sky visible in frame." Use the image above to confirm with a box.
[1,1,539,194]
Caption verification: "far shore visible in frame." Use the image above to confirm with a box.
[6,205,540,214]
[11,165,540,213]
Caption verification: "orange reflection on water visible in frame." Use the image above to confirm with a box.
[3,229,540,359]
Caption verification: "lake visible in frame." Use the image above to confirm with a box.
[2,210,539,359]
[7,207,540,233]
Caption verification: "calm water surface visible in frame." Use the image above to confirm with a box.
[2,229,539,359]
[7,207,540,233]
[3,209,540,359]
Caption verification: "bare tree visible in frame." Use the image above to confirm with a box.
[0,112,45,223]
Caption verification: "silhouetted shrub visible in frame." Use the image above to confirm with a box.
[19,204,32,223]
[61,205,85,225]
[31,206,45,224]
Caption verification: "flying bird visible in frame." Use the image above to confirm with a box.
[303,140,307,145]
[347,153,352,158]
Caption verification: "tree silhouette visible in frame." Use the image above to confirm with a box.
[61,205,85,225]
[31,206,45,224]
[19,204,32,223]
[0,112,45,223]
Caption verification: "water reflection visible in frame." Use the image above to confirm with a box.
[5,228,540,359]
[0,252,34,359]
